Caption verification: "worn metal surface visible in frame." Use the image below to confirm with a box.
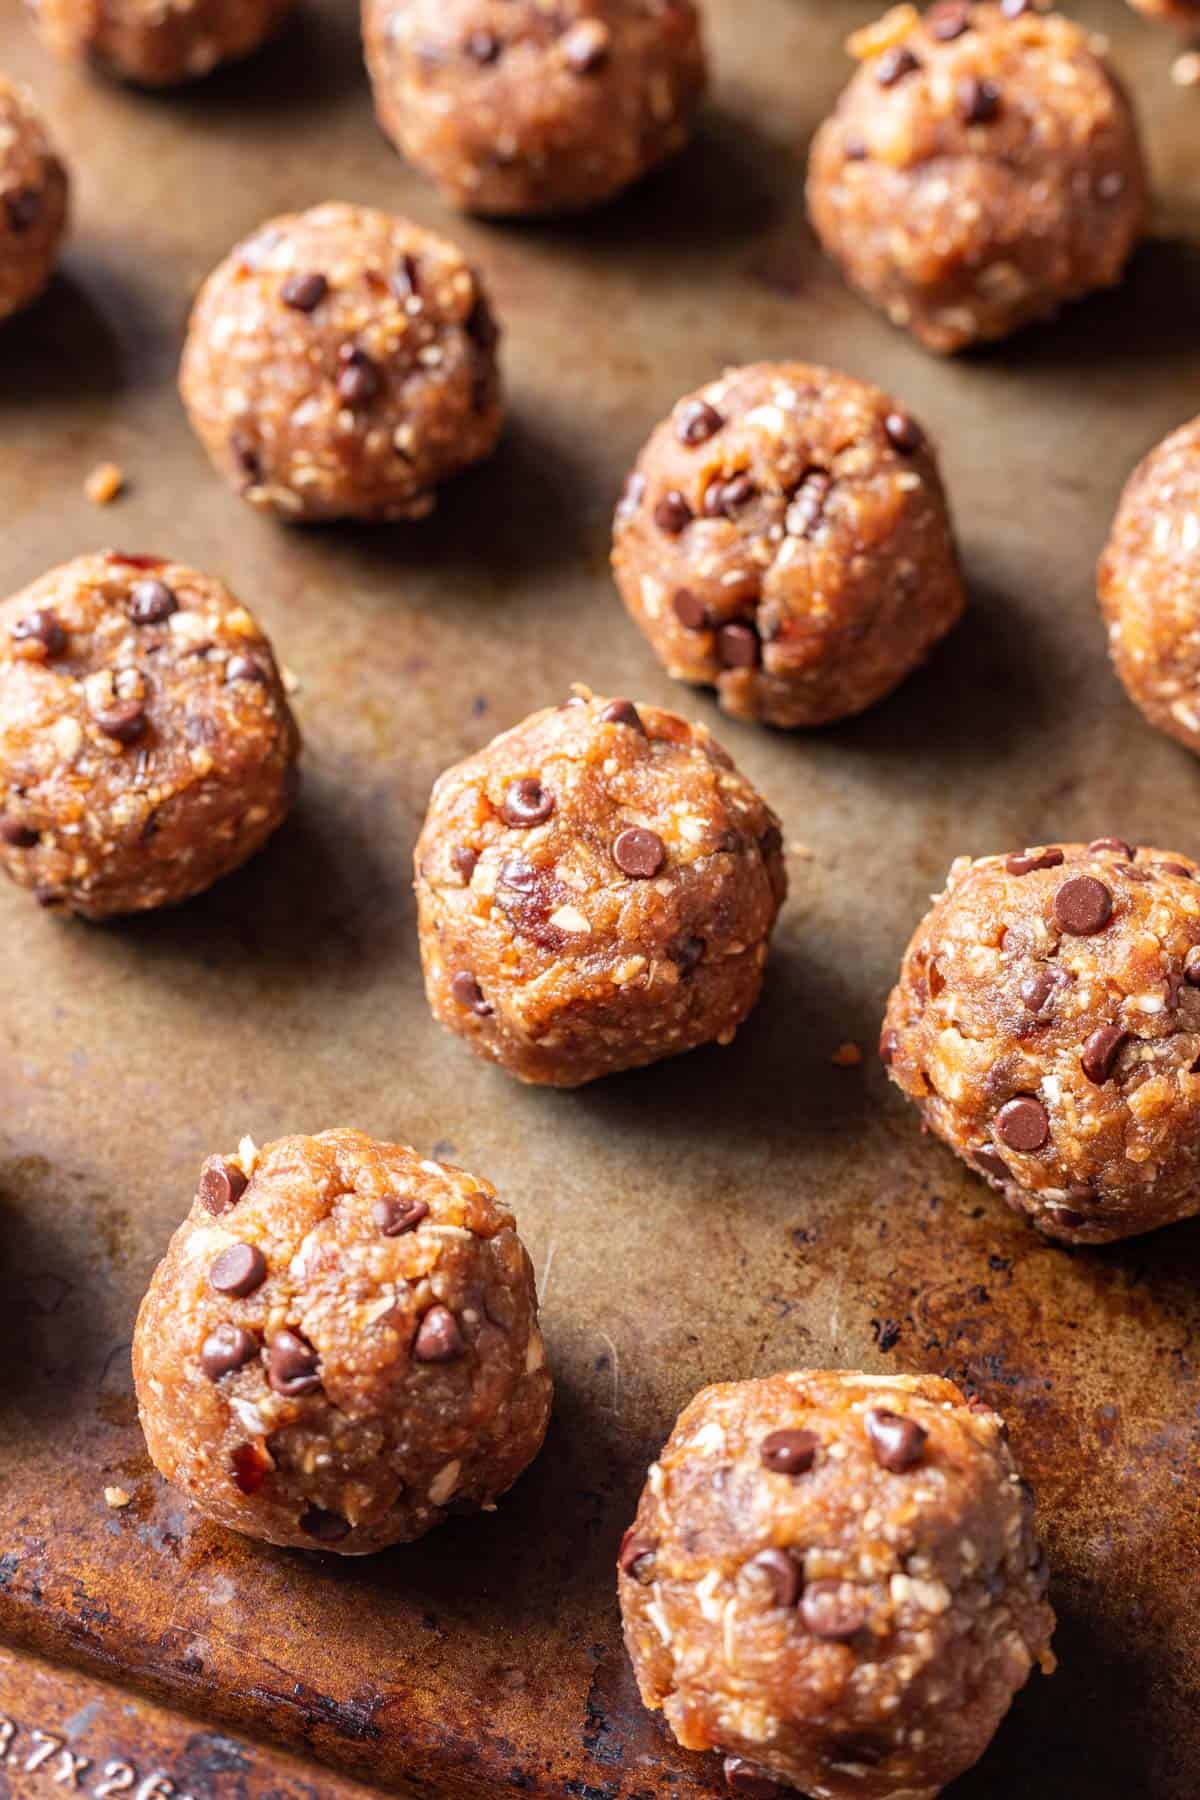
[0,0,1198,1795]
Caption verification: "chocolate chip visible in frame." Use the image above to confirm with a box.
[210,1243,267,1298]
[722,1757,786,1799]
[0,816,37,848]
[451,844,478,882]
[90,698,146,744]
[300,1507,350,1542]
[676,399,724,446]
[785,470,832,538]
[618,1528,656,1582]
[995,1095,1049,1153]
[231,1442,270,1495]
[5,188,41,232]
[1081,1024,1127,1085]
[226,654,270,687]
[884,411,924,455]
[673,588,708,630]
[928,0,970,37]
[671,933,705,972]
[1048,1206,1086,1231]
[198,1157,249,1216]
[1005,847,1063,876]
[281,272,328,313]
[502,778,555,827]
[613,827,665,879]
[11,609,66,656]
[1166,970,1185,1010]
[231,431,261,484]
[864,1408,928,1472]
[267,1329,321,1396]
[975,1147,1010,1182]
[561,17,611,72]
[600,698,645,732]
[1185,946,1200,987]
[373,1194,430,1236]
[717,622,759,669]
[201,1323,257,1381]
[1020,966,1066,1017]
[747,1547,801,1608]
[800,1581,866,1640]
[760,1428,818,1475]
[1120,863,1152,883]
[879,1027,898,1067]
[1000,0,1032,16]
[654,490,693,534]
[1054,875,1112,936]
[1156,862,1193,878]
[129,579,177,624]
[1088,837,1133,859]
[391,253,420,300]
[464,27,500,61]
[413,1304,465,1363]
[960,76,1000,124]
[844,133,869,161]
[337,346,382,405]
[877,45,920,85]
[704,473,756,517]
[450,970,493,1015]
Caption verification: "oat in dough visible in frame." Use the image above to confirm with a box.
[882,840,1200,1243]
[807,2,1147,353]
[0,74,67,324]
[26,0,295,85]
[414,689,787,1086]
[361,0,707,216]
[0,551,298,918]
[134,1129,552,1553]
[611,362,963,728]
[619,1370,1054,1800]
[180,203,502,522]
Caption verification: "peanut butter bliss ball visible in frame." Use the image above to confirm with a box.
[611,363,963,729]
[414,690,787,1086]
[180,204,502,523]
[25,0,295,86]
[134,1129,552,1554]
[1098,415,1200,758]
[619,1371,1054,1800]
[0,552,298,918]
[807,2,1147,354]
[882,841,1200,1244]
[361,0,707,217]
[0,73,67,324]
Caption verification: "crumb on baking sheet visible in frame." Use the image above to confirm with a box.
[85,462,125,506]
[832,1041,863,1067]
[104,1486,131,1509]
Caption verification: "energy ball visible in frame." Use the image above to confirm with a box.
[619,1370,1054,1800]
[0,551,298,918]
[179,203,502,523]
[361,0,707,217]
[1098,415,1200,757]
[882,842,1200,1244]
[25,0,295,86]
[134,1128,552,1554]
[0,74,67,324]
[611,363,964,729]
[807,2,1147,354]
[1126,0,1199,21]
[414,689,787,1086]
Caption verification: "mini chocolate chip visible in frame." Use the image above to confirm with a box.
[876,45,920,85]
[995,1095,1049,1153]
[960,76,1000,123]
[281,271,328,313]
[884,411,924,455]
[225,654,270,686]
[1020,966,1066,1017]
[723,1757,787,1799]
[0,816,38,848]
[11,609,66,656]
[1005,847,1063,876]
[451,843,478,882]
[5,188,41,232]
[1155,861,1193,878]
[90,699,146,744]
[1000,0,1033,13]
[975,1147,1010,1182]
[600,698,645,732]
[1166,970,1185,1009]
[654,490,693,534]
[1054,875,1112,935]
[391,253,420,300]
[450,970,492,1015]
[413,1304,466,1363]
[267,1329,322,1397]
[717,622,759,669]
[613,827,665,879]
[1081,1024,1127,1085]
[231,431,261,483]
[129,579,177,624]
[760,1428,818,1475]
[747,1547,801,1608]
[928,0,970,37]
[210,1242,267,1298]
[1185,946,1200,987]
[676,399,724,446]
[800,1581,866,1640]
[785,470,832,538]
[673,588,709,630]
[502,778,555,827]
[1048,1206,1086,1230]
[844,133,869,160]
[201,1323,257,1381]
[373,1194,430,1236]
[879,1027,899,1067]
[198,1157,249,1216]
[464,27,500,61]
[337,346,382,405]
[671,933,705,972]
[618,1527,657,1582]
[704,473,756,517]
[864,1408,928,1472]
[300,1507,350,1542]
[1088,836,1134,859]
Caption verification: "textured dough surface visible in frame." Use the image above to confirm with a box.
[0,74,68,323]
[25,0,295,85]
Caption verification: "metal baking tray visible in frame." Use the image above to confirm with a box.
[1,0,1196,1793]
